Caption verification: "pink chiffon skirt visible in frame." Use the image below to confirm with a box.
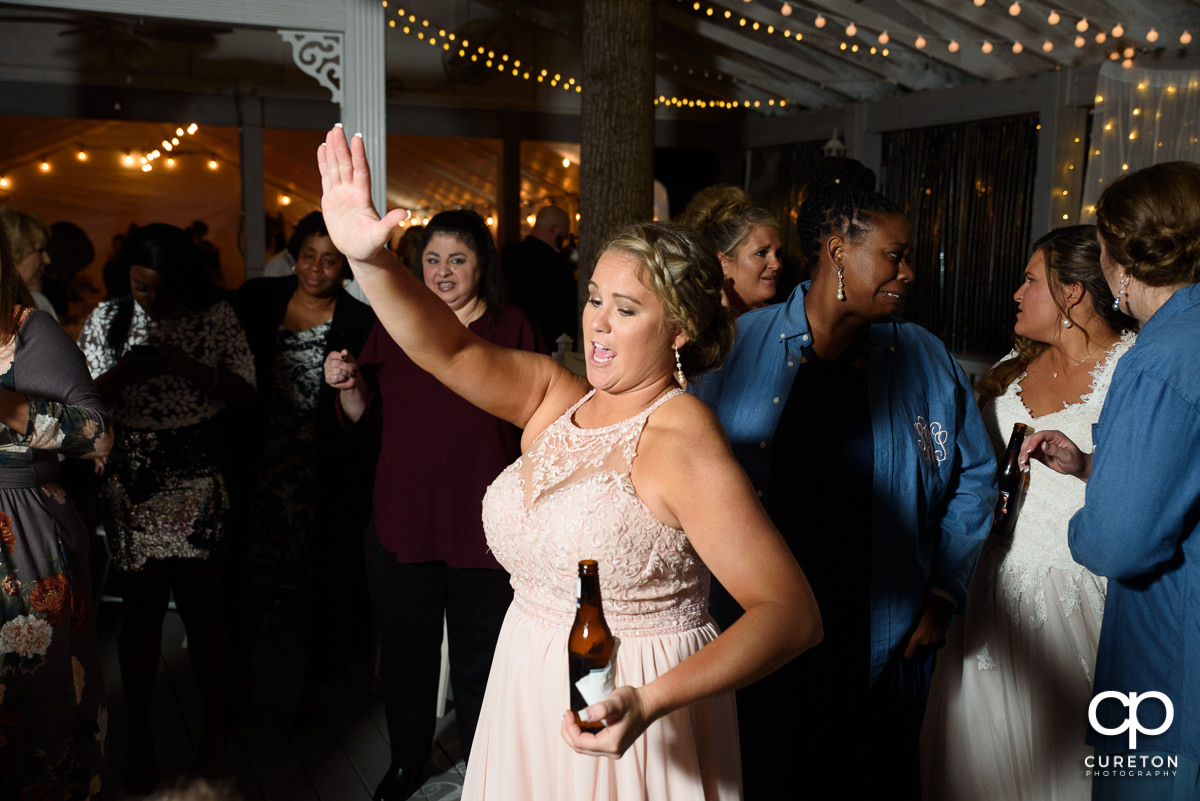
[462,601,742,800]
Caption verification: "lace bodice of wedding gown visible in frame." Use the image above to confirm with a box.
[979,330,1134,631]
[481,388,710,635]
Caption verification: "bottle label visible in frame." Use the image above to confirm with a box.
[569,637,621,711]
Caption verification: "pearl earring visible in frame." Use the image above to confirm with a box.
[836,263,846,301]
[674,346,686,389]
[1061,316,1073,329]
[1113,274,1129,311]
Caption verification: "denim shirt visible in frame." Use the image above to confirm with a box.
[693,282,996,685]
[1069,282,1200,761]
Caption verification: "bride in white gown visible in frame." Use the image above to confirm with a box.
[922,226,1136,801]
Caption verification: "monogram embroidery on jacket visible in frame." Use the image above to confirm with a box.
[914,415,949,466]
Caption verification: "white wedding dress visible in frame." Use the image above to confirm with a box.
[921,331,1134,801]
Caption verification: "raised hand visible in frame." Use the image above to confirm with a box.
[317,126,409,264]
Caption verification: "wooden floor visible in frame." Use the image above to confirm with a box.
[97,597,466,801]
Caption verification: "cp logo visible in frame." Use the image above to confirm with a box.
[1088,691,1174,749]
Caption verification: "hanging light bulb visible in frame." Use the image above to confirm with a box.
[39,158,50,172]
[187,123,199,135]
[208,159,218,170]
[1146,28,1159,42]
[915,35,927,49]
[1012,41,1024,53]
[814,14,826,28]
[141,163,152,172]
[781,3,793,16]
[1111,23,1125,37]
[1076,18,1088,32]
[1122,57,1134,68]
[76,149,87,161]
[973,0,985,6]
[846,23,857,37]
[948,39,960,52]
[1048,10,1060,24]
[1182,31,1193,45]
[1095,32,1107,43]
[166,158,176,167]
[1124,46,1135,57]
[1042,39,1054,51]
[878,31,889,44]
[123,153,135,166]
[0,177,8,188]
[1075,36,1085,47]
[1008,2,1021,16]
[981,40,993,53]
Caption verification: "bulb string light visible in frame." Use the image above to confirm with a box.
[688,0,1192,68]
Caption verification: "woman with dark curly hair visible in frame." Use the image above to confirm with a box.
[694,158,996,800]
[1023,161,1200,801]
[318,126,820,801]
[325,209,541,800]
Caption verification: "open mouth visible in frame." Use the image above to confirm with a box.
[436,281,456,292]
[591,342,615,363]
[880,290,904,302]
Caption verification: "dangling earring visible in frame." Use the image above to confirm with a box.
[674,346,686,389]
[1112,274,1129,311]
[1061,315,1073,329]
[836,262,846,301]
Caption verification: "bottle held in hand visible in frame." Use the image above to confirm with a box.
[568,559,615,732]
[992,422,1028,538]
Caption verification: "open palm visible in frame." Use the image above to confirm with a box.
[317,126,408,262]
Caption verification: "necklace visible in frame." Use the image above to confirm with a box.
[1048,339,1117,379]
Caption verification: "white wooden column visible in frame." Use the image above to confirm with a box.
[342,0,387,217]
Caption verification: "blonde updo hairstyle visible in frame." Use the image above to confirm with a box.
[1096,161,1200,287]
[677,185,780,261]
[600,221,734,379]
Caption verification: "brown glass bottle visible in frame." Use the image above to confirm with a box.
[992,422,1028,538]
[568,559,614,732]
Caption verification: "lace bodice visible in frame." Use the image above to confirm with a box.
[979,331,1135,630]
[481,389,710,635]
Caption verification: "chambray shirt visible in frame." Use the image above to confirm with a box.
[694,281,996,685]
[1069,281,1200,761]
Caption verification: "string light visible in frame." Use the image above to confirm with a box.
[39,158,50,172]
[915,35,927,49]
[982,41,993,53]
[1042,39,1054,52]
[948,40,960,52]
[1008,2,1021,16]
[1146,28,1159,42]
[1012,41,1024,53]
[1047,10,1060,24]
[781,3,792,15]
[76,149,87,161]
[208,159,219,170]
[814,15,826,28]
[1076,18,1088,32]
[1183,31,1193,45]
[845,23,857,37]
[1111,23,1124,37]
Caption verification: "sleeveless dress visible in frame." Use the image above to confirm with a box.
[467,389,741,800]
[921,331,1134,801]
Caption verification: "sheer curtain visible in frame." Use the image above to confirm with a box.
[1081,62,1200,221]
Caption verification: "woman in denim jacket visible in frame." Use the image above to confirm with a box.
[693,160,995,800]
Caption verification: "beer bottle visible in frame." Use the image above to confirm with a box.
[992,422,1028,538]
[568,559,614,732]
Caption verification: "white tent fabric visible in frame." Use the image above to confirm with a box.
[1081,62,1200,221]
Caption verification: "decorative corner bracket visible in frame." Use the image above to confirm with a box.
[279,30,343,103]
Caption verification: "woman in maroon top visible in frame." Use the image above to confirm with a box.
[325,210,542,801]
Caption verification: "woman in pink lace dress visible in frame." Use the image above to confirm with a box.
[318,127,821,800]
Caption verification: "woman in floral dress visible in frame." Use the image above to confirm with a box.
[0,225,113,799]
[77,223,255,791]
